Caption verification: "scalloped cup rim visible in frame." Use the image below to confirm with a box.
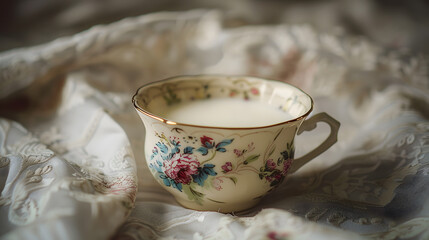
[132,74,314,130]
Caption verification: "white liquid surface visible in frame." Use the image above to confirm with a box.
[155,98,295,127]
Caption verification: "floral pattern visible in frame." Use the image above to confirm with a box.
[220,140,294,188]
[149,128,294,204]
[149,132,233,203]
[139,77,265,108]
[164,153,200,185]
[258,143,294,187]
[229,86,260,100]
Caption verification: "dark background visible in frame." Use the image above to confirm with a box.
[1,0,429,55]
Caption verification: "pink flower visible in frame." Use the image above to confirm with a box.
[247,142,255,152]
[212,177,224,191]
[250,87,260,95]
[274,172,282,181]
[266,159,276,170]
[222,162,233,173]
[164,153,200,184]
[267,231,289,240]
[282,159,292,175]
[234,149,244,157]
[169,136,180,144]
[265,171,282,183]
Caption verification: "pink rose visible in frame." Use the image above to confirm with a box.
[164,153,200,184]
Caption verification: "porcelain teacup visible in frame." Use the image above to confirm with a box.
[132,75,340,213]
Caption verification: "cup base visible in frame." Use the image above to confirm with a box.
[175,197,261,213]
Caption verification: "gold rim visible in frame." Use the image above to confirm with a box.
[132,75,314,130]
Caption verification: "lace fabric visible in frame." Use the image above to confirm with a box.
[0,10,428,240]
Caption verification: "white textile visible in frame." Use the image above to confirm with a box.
[0,10,428,240]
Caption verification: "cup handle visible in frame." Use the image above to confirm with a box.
[289,112,340,173]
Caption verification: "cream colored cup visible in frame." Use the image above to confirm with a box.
[133,75,340,213]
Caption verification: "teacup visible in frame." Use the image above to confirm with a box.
[132,75,340,213]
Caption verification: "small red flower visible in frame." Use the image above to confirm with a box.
[200,136,214,148]
[234,149,244,157]
[267,231,289,240]
[266,159,276,170]
[282,159,292,175]
[267,232,277,240]
[250,87,260,95]
[247,142,255,152]
[222,162,233,173]
[274,172,282,181]
[265,171,282,183]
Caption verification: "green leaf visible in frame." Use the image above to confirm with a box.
[207,198,225,203]
[244,154,260,165]
[227,177,237,185]
[190,187,205,198]
[183,185,205,205]
[183,185,195,200]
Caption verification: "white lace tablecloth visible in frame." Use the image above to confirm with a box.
[0,10,428,240]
